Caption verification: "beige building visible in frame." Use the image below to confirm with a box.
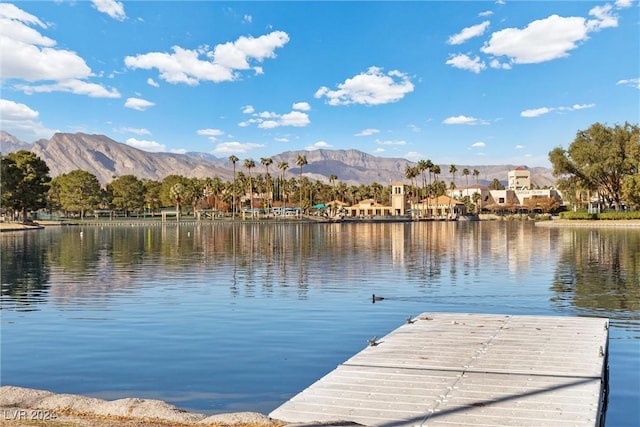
[410,195,466,219]
[508,167,531,190]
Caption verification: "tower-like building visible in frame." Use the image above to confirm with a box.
[391,182,407,215]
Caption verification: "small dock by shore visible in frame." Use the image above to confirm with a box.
[270,312,609,426]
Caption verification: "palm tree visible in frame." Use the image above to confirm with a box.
[229,155,239,219]
[463,168,470,192]
[417,160,428,199]
[244,158,256,213]
[473,168,481,212]
[169,182,186,221]
[296,154,308,207]
[261,157,273,209]
[278,161,289,211]
[448,165,458,219]
[329,174,338,199]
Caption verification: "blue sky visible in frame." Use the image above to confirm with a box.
[1,0,638,167]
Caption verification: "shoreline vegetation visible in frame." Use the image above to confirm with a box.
[2,217,640,232]
[0,386,283,427]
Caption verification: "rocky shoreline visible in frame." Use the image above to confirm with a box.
[0,386,283,427]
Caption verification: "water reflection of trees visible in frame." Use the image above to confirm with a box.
[551,229,640,314]
[1,231,51,309]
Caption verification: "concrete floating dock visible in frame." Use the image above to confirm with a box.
[270,313,609,426]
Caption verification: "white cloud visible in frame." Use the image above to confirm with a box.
[404,151,422,162]
[243,109,310,129]
[374,147,385,153]
[292,102,310,111]
[212,141,264,155]
[274,137,289,142]
[0,4,119,98]
[314,66,414,106]
[445,53,486,73]
[355,128,380,137]
[197,128,224,141]
[617,78,640,89]
[471,141,486,148]
[572,103,595,110]
[1,98,39,121]
[443,115,488,125]
[521,103,594,117]
[305,141,332,150]
[615,0,632,7]
[0,99,58,140]
[447,21,490,45]
[242,105,255,114]
[125,137,166,152]
[521,107,552,117]
[515,144,525,149]
[147,78,159,87]
[121,127,151,135]
[587,4,618,31]
[480,12,619,65]
[91,0,126,21]
[479,10,494,17]
[280,111,310,127]
[125,31,289,85]
[489,59,511,70]
[243,14,252,24]
[124,97,155,111]
[375,139,407,146]
[16,79,120,98]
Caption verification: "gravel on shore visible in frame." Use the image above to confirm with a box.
[0,386,283,427]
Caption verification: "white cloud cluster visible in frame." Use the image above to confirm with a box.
[125,137,166,152]
[124,97,155,111]
[239,102,310,129]
[446,1,631,73]
[355,128,380,137]
[197,128,225,141]
[305,141,332,151]
[315,67,414,106]
[442,115,489,125]
[91,0,126,21]
[0,3,120,98]
[617,78,640,89]
[447,21,490,45]
[212,141,264,155]
[375,139,407,146]
[0,98,58,139]
[125,31,290,85]
[120,127,151,135]
[520,103,595,117]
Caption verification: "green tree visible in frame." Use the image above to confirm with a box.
[549,122,639,211]
[295,154,308,207]
[108,175,145,216]
[143,179,162,213]
[621,174,640,210]
[53,170,101,219]
[0,151,51,221]
[488,178,505,190]
[229,155,239,218]
[244,158,256,208]
[261,157,273,208]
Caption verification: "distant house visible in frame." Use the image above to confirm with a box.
[347,199,393,217]
[410,195,466,219]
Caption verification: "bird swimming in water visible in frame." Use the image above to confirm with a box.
[372,294,384,303]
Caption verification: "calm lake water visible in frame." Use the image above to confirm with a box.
[1,221,639,425]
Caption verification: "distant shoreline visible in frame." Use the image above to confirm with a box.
[3,218,640,233]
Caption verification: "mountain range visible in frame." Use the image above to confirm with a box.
[0,131,557,188]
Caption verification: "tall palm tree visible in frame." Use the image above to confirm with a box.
[260,157,273,209]
[244,158,256,212]
[329,174,338,199]
[296,154,308,207]
[229,155,239,219]
[462,168,470,191]
[417,160,428,199]
[473,168,481,212]
[278,161,289,210]
[449,165,458,218]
